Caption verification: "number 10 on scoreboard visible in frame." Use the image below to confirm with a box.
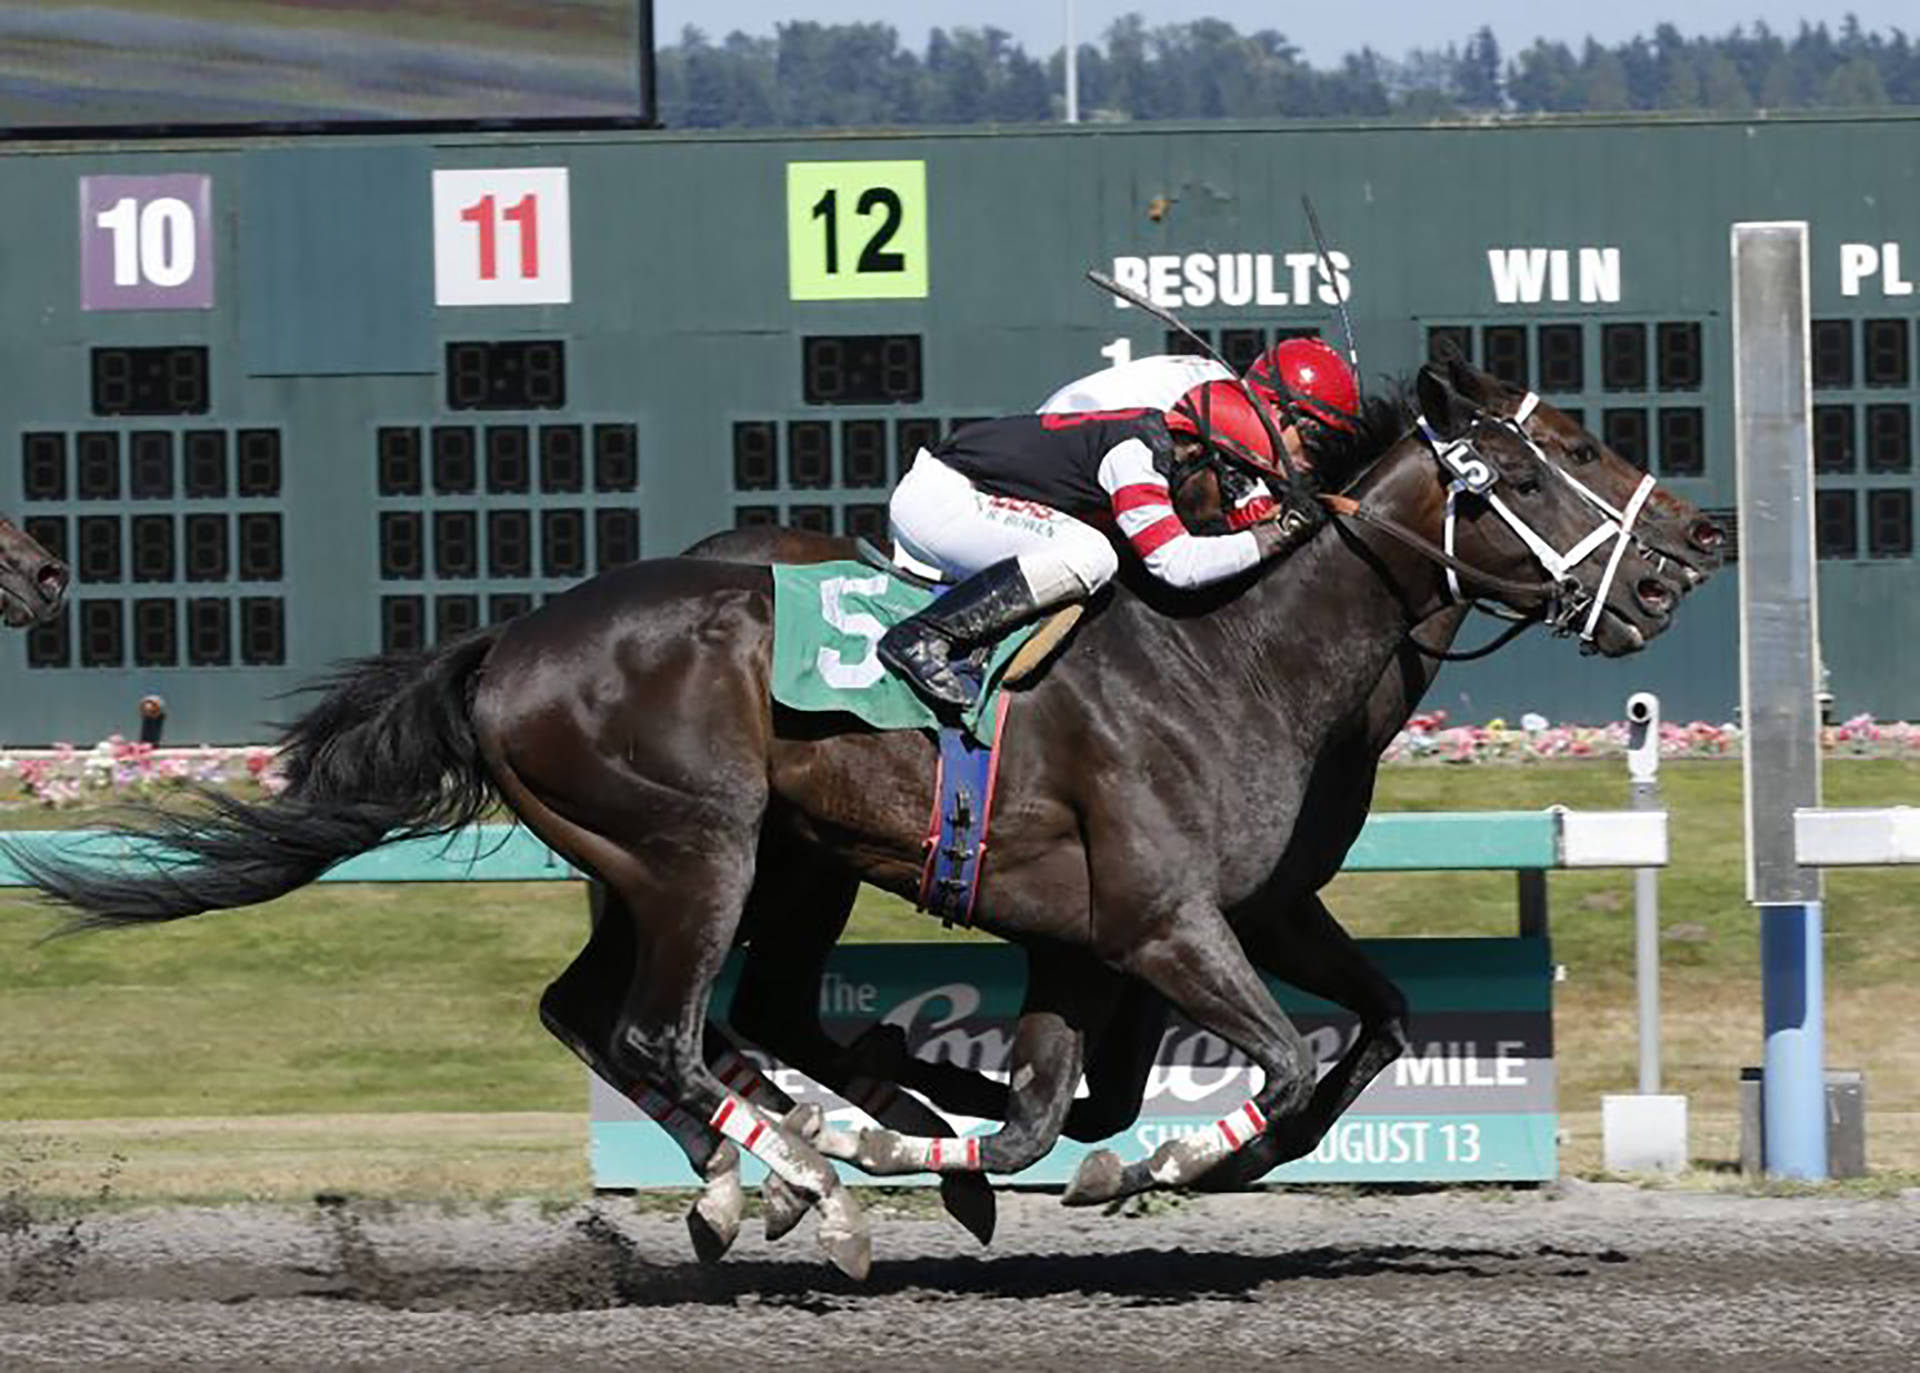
[433,168,572,306]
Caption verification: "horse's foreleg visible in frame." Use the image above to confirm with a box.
[1191,892,1410,1191]
[1064,897,1316,1205]
[1062,978,1169,1142]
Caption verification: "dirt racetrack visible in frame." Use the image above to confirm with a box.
[3,1181,1916,1371]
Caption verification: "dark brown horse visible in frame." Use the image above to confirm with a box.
[680,359,1720,1218]
[0,514,69,627]
[7,359,1720,1280]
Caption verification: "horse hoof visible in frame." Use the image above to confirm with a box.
[783,1101,826,1142]
[815,1187,872,1282]
[687,1186,743,1263]
[761,1173,811,1242]
[939,1172,996,1246]
[1062,1148,1126,1207]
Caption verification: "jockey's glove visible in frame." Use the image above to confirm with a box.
[1251,488,1327,559]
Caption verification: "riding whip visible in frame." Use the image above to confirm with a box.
[1083,268,1312,496]
[1301,193,1362,391]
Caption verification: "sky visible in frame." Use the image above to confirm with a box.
[653,3,1916,65]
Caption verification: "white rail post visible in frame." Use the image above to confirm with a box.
[1626,692,1663,1095]
[1601,692,1687,1173]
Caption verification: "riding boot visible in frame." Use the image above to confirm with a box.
[878,559,1050,710]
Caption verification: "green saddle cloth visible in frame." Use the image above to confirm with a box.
[771,561,1039,744]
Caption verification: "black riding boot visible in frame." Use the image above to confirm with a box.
[879,559,1047,710]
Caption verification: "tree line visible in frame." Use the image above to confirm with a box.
[655,14,1920,128]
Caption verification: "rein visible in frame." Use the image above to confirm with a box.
[1319,492,1559,603]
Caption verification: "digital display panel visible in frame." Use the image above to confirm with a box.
[91,346,209,416]
[802,335,923,405]
[0,2,653,132]
[446,341,567,412]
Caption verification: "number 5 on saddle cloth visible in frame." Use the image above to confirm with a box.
[769,560,1074,925]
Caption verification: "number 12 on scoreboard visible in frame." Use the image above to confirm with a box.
[432,168,572,307]
[787,161,928,301]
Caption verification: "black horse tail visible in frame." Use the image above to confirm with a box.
[10,628,505,933]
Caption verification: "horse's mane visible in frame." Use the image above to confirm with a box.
[1310,382,1417,495]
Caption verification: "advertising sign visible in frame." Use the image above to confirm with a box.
[591,938,1555,1187]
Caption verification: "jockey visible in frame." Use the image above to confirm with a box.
[878,380,1321,710]
[1040,337,1360,531]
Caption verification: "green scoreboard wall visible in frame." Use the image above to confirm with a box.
[4,112,1920,744]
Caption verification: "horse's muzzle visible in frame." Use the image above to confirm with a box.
[3,557,70,626]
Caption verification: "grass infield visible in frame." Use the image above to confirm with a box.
[2,759,1917,1199]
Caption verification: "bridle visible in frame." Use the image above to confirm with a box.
[1321,391,1660,657]
[1423,391,1657,646]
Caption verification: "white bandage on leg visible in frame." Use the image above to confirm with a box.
[711,1047,785,1110]
[910,1134,984,1171]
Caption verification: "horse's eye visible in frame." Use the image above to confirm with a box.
[1573,441,1599,465]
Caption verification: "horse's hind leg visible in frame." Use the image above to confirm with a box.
[540,886,750,1260]
[729,860,997,1245]
[487,748,870,1277]
[1192,891,1410,1190]
[599,845,873,1279]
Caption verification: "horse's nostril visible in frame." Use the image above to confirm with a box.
[1637,579,1675,615]
[37,562,69,596]
[1691,519,1725,552]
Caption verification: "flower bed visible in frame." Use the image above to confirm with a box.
[1384,711,1920,765]
[3,715,1918,808]
[0,738,284,809]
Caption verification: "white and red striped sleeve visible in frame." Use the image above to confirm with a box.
[1096,438,1262,590]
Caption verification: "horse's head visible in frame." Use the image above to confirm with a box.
[0,516,69,628]
[1394,356,1721,657]
[1443,359,1727,590]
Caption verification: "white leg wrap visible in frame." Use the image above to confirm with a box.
[709,1093,839,1197]
[817,1124,985,1174]
[1213,1099,1268,1151]
[1145,1098,1268,1186]
[629,1083,714,1158]
[712,1048,786,1111]
[912,1135,984,1172]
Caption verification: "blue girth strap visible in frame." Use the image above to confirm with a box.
[916,691,1012,928]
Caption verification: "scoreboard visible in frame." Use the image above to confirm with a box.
[4,113,1920,743]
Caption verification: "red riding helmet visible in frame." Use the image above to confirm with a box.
[1164,380,1294,478]
[1245,337,1360,433]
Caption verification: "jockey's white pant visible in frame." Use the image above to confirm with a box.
[888,450,1117,604]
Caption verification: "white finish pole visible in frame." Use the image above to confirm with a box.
[1064,0,1079,124]
[1732,220,1827,1181]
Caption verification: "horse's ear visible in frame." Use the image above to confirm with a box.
[1416,362,1472,438]
[1445,351,1486,397]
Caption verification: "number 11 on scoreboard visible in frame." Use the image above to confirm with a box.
[432,168,572,307]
